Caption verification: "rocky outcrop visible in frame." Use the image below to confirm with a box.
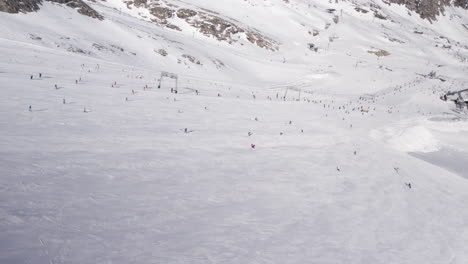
[175,8,278,51]
[0,0,103,20]
[385,0,467,21]
[124,0,278,51]
[454,0,468,8]
[52,0,103,20]
[0,0,41,13]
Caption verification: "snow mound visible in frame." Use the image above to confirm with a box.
[389,126,439,153]
[371,124,439,153]
[427,119,468,133]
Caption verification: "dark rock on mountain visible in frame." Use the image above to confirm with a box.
[386,0,467,21]
[52,0,103,19]
[0,0,41,13]
[0,0,103,20]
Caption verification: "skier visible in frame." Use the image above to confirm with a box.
[28,105,32,112]
[63,98,66,104]
[250,144,256,149]
[83,107,87,113]
[248,132,252,136]
[184,128,188,133]
[171,88,174,93]
[39,73,42,78]
[158,84,161,89]
[196,90,199,95]
[75,80,78,84]
[55,84,58,89]
[30,75,33,80]
[132,89,135,95]
[125,97,129,101]
[217,93,221,97]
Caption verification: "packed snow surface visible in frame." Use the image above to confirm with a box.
[1,0,468,263]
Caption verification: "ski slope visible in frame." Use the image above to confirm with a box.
[1,0,468,263]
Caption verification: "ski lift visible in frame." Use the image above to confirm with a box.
[159,71,178,92]
[441,88,468,109]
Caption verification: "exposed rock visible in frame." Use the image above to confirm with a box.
[0,0,103,20]
[124,1,278,51]
[355,7,369,13]
[110,44,124,52]
[150,6,174,21]
[212,59,225,69]
[93,43,136,55]
[0,0,41,13]
[29,34,42,40]
[385,0,467,21]
[131,0,148,8]
[191,14,243,42]
[67,45,91,55]
[177,8,197,19]
[92,43,106,51]
[454,0,468,8]
[166,23,181,31]
[373,11,387,20]
[56,0,103,20]
[182,54,202,65]
[368,49,391,57]
[155,48,168,56]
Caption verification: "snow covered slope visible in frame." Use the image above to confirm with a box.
[1,0,468,263]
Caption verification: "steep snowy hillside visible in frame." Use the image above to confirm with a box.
[1,0,468,264]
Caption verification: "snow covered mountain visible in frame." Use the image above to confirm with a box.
[1,0,467,84]
[1,1,468,264]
